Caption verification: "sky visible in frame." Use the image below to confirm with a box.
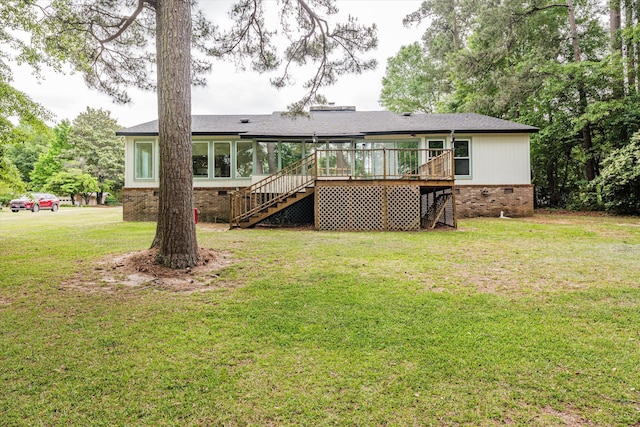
[11,0,426,128]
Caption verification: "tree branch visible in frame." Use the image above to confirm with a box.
[99,0,146,44]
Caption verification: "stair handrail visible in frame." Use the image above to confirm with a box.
[419,150,453,179]
[230,152,317,227]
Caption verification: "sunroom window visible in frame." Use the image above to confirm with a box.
[256,141,278,174]
[134,141,153,179]
[192,142,209,178]
[214,142,231,178]
[235,141,253,178]
[280,142,303,169]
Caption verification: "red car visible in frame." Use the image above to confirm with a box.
[10,193,60,213]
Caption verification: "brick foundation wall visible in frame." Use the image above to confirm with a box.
[123,187,235,222]
[124,184,534,223]
[455,184,533,218]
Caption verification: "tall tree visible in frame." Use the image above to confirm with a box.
[380,43,446,113]
[567,0,597,181]
[0,1,52,193]
[5,122,52,184]
[19,0,376,268]
[30,120,72,190]
[381,0,479,113]
[150,0,197,268]
[622,0,639,95]
[403,0,479,56]
[67,108,123,205]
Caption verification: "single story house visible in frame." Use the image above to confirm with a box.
[117,105,538,230]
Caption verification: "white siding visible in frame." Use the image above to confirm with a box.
[124,133,532,188]
[463,133,531,185]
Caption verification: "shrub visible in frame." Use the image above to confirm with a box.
[591,132,640,214]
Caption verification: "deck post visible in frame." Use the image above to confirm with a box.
[450,150,457,228]
[383,148,386,180]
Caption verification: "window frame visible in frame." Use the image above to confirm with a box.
[192,141,210,179]
[213,141,232,179]
[235,140,254,179]
[134,140,155,180]
[453,138,472,178]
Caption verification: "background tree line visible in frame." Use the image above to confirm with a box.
[380,0,640,214]
[1,107,123,206]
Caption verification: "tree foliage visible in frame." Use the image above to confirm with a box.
[379,43,445,114]
[590,132,640,214]
[67,108,123,203]
[0,2,57,198]
[30,120,71,191]
[5,123,52,183]
[381,0,640,211]
[44,169,100,205]
[26,0,377,113]
[0,147,25,201]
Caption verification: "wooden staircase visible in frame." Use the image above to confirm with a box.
[230,154,317,228]
[234,187,315,228]
[422,192,453,229]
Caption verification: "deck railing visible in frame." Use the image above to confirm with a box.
[229,148,453,227]
[315,148,453,180]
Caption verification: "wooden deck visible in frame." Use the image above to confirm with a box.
[230,149,456,230]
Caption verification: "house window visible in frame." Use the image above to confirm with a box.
[454,140,471,177]
[397,140,420,175]
[214,142,231,178]
[236,141,253,178]
[397,140,419,149]
[192,142,209,178]
[256,141,278,174]
[304,141,325,157]
[134,141,154,179]
[427,139,445,158]
[280,142,303,169]
[428,140,444,149]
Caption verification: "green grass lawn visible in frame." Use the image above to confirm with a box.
[1,207,639,426]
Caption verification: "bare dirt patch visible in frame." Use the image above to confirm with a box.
[537,406,594,426]
[64,247,236,294]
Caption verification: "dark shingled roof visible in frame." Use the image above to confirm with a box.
[116,111,538,138]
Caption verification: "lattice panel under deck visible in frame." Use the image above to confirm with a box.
[317,186,351,230]
[350,186,384,230]
[317,184,424,231]
[386,186,421,230]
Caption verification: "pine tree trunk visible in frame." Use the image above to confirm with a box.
[567,0,597,181]
[629,0,639,94]
[611,0,624,98]
[611,0,622,51]
[151,0,199,269]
